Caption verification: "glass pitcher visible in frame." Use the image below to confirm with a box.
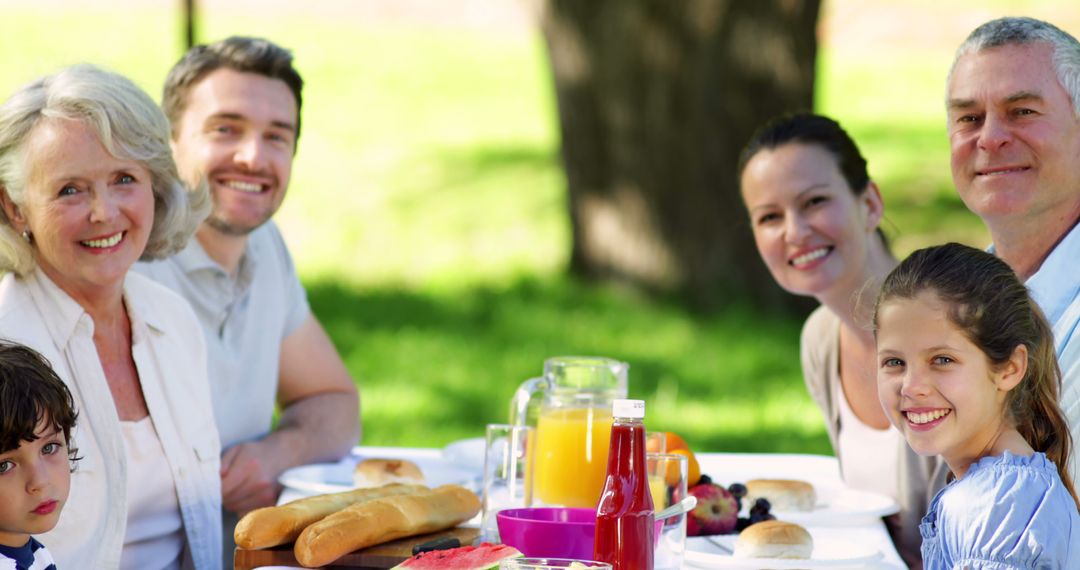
[510,356,629,508]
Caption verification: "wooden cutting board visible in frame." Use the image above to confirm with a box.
[233,526,480,570]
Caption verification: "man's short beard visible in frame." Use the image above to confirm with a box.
[205,214,262,236]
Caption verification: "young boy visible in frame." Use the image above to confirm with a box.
[0,342,79,570]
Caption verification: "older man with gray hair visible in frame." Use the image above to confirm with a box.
[946,16,1080,490]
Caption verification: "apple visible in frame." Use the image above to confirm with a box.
[687,483,739,536]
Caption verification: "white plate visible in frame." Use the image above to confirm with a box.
[685,535,883,568]
[747,483,900,526]
[279,455,480,496]
[442,437,486,471]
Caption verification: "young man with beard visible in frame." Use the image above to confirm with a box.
[135,36,360,564]
[945,17,1080,491]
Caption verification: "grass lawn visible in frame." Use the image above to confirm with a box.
[3,0,1064,455]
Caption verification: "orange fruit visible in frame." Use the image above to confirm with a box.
[665,432,690,453]
[646,432,666,454]
[669,448,701,487]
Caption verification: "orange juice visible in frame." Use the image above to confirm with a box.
[648,475,668,509]
[534,407,613,507]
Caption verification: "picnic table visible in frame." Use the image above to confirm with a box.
[236,446,907,569]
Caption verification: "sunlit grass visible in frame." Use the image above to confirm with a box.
[309,277,825,452]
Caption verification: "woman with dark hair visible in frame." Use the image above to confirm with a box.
[738,113,945,567]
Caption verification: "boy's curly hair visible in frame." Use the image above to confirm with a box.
[0,341,80,466]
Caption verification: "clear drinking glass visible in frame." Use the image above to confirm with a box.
[481,423,535,542]
[647,452,689,570]
[500,559,613,570]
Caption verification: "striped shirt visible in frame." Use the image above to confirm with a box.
[0,537,57,570]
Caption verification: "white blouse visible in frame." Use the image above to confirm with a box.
[121,417,183,570]
[0,269,223,570]
[836,378,900,501]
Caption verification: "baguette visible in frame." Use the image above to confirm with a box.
[234,483,427,549]
[293,484,481,568]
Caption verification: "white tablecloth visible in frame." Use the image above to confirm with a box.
[277,446,907,569]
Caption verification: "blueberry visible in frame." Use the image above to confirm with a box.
[735,517,752,532]
[698,474,713,485]
[753,497,771,512]
[727,482,747,499]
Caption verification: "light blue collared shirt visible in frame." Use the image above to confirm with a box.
[1023,221,1080,493]
[920,452,1079,569]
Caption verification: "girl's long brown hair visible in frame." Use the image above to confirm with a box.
[875,243,1079,509]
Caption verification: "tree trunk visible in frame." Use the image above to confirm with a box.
[183,0,197,50]
[541,0,821,312]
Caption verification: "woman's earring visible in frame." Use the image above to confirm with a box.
[21,229,31,243]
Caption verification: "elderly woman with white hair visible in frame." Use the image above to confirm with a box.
[0,65,221,569]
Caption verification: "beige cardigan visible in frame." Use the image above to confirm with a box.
[800,305,948,569]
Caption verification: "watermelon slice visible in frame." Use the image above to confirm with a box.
[392,542,522,569]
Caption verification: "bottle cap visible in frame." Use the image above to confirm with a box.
[612,399,645,419]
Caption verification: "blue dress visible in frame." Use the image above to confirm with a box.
[920,451,1079,569]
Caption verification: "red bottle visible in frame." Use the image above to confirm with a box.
[594,399,654,570]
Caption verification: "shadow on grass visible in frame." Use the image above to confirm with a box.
[306,275,832,455]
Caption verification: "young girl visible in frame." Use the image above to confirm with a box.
[739,113,946,565]
[875,243,1080,567]
[0,341,80,570]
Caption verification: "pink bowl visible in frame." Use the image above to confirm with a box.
[497,507,596,559]
[496,507,663,559]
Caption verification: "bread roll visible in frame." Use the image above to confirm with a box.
[745,479,816,512]
[294,484,481,568]
[354,458,425,487]
[733,520,813,559]
[234,483,427,549]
